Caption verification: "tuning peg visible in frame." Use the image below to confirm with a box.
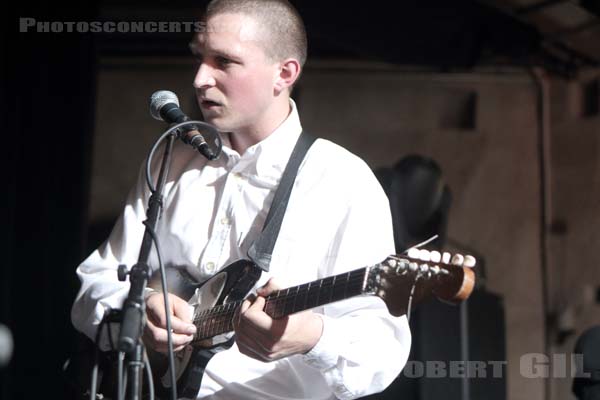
[451,253,465,266]
[430,265,441,275]
[397,259,409,271]
[408,262,419,273]
[430,251,441,263]
[407,247,420,259]
[442,252,451,264]
[385,258,397,268]
[419,249,431,262]
[464,255,476,268]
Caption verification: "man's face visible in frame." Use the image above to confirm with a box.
[191,13,279,134]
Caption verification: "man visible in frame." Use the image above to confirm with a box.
[71,0,411,398]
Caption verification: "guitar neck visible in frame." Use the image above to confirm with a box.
[193,267,370,341]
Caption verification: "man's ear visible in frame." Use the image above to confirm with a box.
[274,58,301,95]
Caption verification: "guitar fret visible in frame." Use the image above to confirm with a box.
[329,275,336,304]
[348,270,365,295]
[335,274,345,301]
[201,316,207,339]
[291,285,300,314]
[209,311,216,338]
[208,316,215,339]
[271,294,279,319]
[332,274,344,302]
[335,271,349,301]
[343,271,350,300]
[276,292,285,319]
[216,314,222,338]
[305,281,320,309]
[287,288,295,316]
[220,309,226,335]
[296,283,308,313]
[290,286,300,313]
[203,314,209,338]
[195,267,370,341]
[303,282,310,310]
[316,278,323,308]
[317,276,330,307]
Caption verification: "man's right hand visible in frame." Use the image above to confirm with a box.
[143,292,197,353]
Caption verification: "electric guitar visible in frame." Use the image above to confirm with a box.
[144,250,476,399]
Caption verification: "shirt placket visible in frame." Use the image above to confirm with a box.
[199,161,247,276]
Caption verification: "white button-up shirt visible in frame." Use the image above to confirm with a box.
[72,100,411,399]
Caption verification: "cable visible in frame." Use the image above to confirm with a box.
[405,274,421,323]
[144,348,155,400]
[140,119,222,399]
[143,220,178,400]
[90,312,110,400]
[118,351,125,400]
[145,120,223,193]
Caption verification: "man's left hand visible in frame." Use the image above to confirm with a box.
[232,278,323,362]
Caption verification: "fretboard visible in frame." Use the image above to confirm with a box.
[192,267,370,342]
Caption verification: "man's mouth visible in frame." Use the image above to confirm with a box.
[201,99,221,108]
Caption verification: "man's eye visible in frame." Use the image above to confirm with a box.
[216,56,232,66]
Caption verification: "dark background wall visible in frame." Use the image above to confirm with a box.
[2,2,97,399]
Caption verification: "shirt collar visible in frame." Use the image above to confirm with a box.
[220,99,303,180]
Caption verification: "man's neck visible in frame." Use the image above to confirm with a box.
[229,98,292,155]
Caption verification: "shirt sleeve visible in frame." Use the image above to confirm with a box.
[301,164,412,400]
[71,163,151,351]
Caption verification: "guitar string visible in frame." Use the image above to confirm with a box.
[192,254,456,325]
[193,284,370,343]
[193,270,365,324]
[194,279,365,339]
[193,254,456,322]
[192,279,358,338]
[192,259,450,340]
[192,258,459,342]
[192,270,366,322]
[193,272,367,340]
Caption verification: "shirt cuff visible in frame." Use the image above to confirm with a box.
[144,287,159,300]
[302,313,341,371]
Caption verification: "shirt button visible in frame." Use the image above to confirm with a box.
[220,217,230,225]
[205,262,215,273]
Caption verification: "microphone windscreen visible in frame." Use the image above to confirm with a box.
[150,90,179,121]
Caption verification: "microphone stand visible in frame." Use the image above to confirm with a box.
[117,132,176,400]
[115,120,222,400]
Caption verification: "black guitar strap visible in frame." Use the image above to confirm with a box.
[247,131,316,271]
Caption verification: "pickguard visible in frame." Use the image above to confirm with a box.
[149,259,263,399]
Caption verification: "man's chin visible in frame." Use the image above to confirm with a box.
[202,116,230,133]
[200,113,220,127]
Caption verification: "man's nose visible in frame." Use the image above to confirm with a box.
[193,62,216,89]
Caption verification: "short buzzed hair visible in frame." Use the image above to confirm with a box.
[204,0,308,68]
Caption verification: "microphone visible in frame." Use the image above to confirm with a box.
[150,90,219,160]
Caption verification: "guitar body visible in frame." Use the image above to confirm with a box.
[148,259,262,399]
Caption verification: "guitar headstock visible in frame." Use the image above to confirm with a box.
[367,249,476,317]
